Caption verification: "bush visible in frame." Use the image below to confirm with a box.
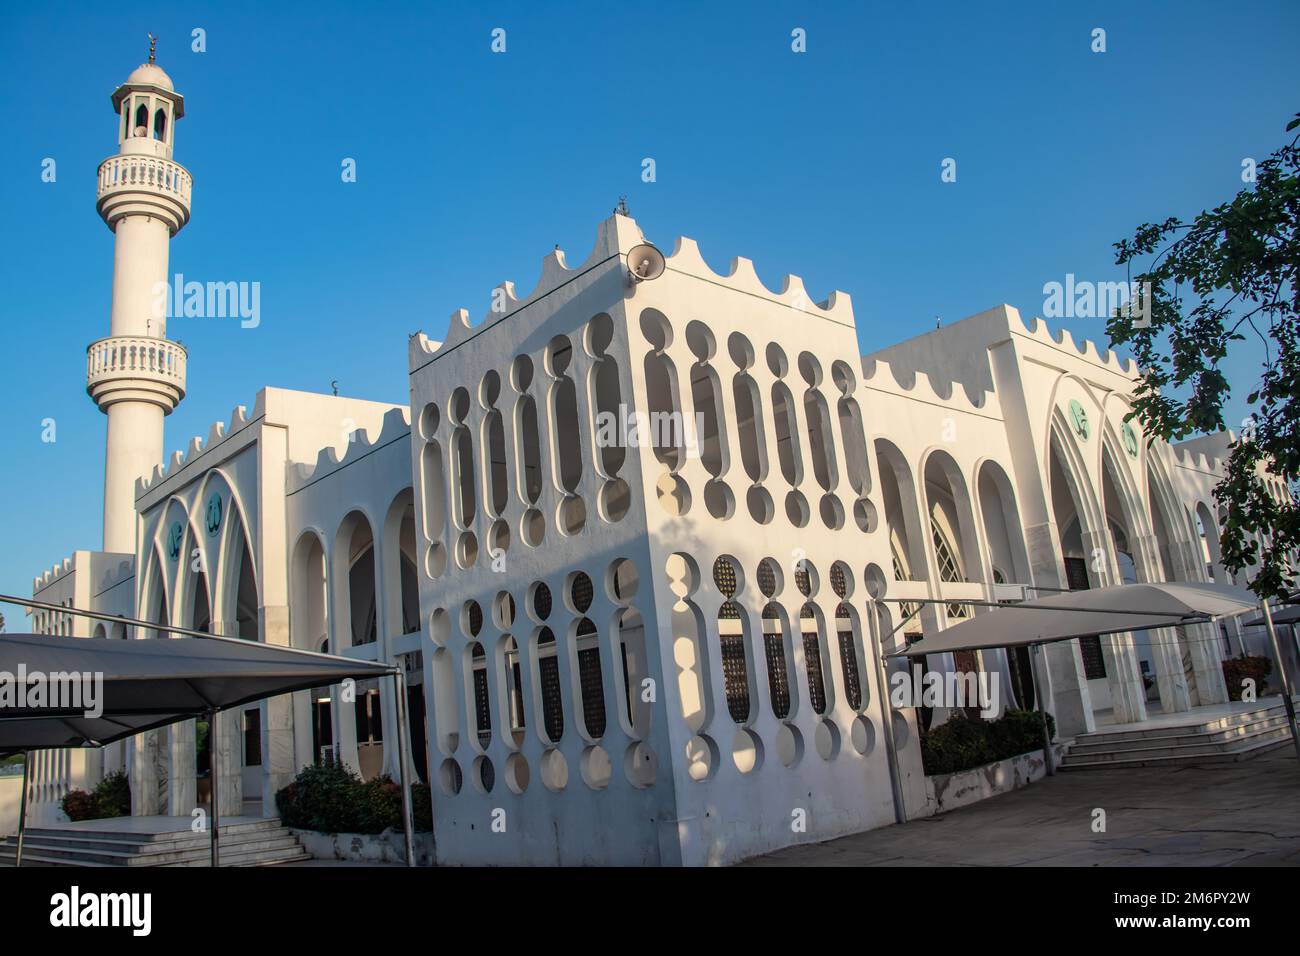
[921,709,1056,776]
[92,770,131,818]
[1223,656,1272,700]
[60,770,131,822]
[275,762,431,834]
[61,789,99,822]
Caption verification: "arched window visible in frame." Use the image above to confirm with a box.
[134,103,149,135]
[153,108,167,141]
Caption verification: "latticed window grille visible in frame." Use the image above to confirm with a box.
[803,627,827,715]
[836,603,863,711]
[472,667,491,745]
[795,565,812,597]
[577,645,606,738]
[757,559,778,598]
[718,601,750,722]
[537,628,564,741]
[571,573,594,613]
[713,556,738,598]
[763,617,792,719]
[467,601,483,636]
[534,582,553,620]
[830,563,847,598]
[932,518,963,583]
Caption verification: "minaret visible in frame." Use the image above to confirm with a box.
[87,38,190,553]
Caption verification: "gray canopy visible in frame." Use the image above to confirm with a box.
[893,581,1261,658]
[0,632,396,754]
[1240,604,1300,628]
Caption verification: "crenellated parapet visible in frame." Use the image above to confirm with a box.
[860,354,1000,416]
[287,406,412,492]
[135,394,264,497]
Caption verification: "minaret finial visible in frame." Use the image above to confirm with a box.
[147,33,157,64]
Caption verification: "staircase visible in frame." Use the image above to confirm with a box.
[0,818,309,867]
[1060,700,1295,770]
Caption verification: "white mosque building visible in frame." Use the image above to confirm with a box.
[19,55,1292,865]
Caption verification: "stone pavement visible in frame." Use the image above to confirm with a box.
[742,748,1300,866]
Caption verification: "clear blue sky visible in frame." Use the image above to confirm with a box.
[2,0,1297,613]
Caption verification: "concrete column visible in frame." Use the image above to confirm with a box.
[209,620,244,816]
[1132,533,1192,714]
[1023,522,1093,735]
[168,719,197,817]
[260,605,296,814]
[1081,528,1147,724]
[129,729,166,816]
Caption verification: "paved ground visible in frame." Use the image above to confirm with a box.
[743,748,1300,866]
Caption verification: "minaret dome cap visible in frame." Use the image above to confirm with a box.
[124,62,174,91]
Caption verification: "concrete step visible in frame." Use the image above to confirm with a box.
[0,818,306,867]
[1062,725,1291,764]
[1067,714,1292,755]
[1059,734,1289,770]
[1078,703,1288,746]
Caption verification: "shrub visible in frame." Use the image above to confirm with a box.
[61,789,99,822]
[921,709,1056,776]
[275,762,430,834]
[60,770,131,822]
[92,770,131,818]
[1223,656,1272,700]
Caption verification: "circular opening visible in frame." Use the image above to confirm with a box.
[539,748,568,791]
[450,387,471,424]
[814,718,841,761]
[492,591,515,629]
[586,313,614,357]
[504,753,530,794]
[727,331,755,370]
[472,755,495,793]
[795,559,819,598]
[511,353,534,391]
[756,557,783,597]
[685,734,718,782]
[797,351,823,387]
[853,497,879,533]
[639,308,672,352]
[600,477,631,522]
[712,554,744,598]
[776,723,803,768]
[655,472,691,516]
[704,479,734,519]
[731,728,764,774]
[831,359,857,395]
[580,745,613,790]
[461,600,483,637]
[766,342,788,378]
[819,493,845,529]
[785,490,810,527]
[479,369,501,408]
[747,485,775,524]
[851,715,877,755]
[558,495,586,535]
[438,758,463,795]
[864,562,888,600]
[488,518,510,557]
[429,608,450,646]
[623,741,657,788]
[830,561,854,599]
[607,559,639,603]
[567,571,594,614]
[424,542,447,579]
[546,334,573,376]
[456,531,478,569]
[418,402,440,439]
[665,552,700,598]
[685,320,716,361]
[521,508,545,547]
[528,581,553,622]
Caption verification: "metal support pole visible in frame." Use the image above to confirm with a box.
[1030,644,1055,776]
[391,669,417,867]
[14,752,30,867]
[869,603,907,824]
[208,709,221,867]
[1260,602,1300,762]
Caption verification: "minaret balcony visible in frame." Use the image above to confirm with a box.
[86,335,187,413]
[96,155,192,235]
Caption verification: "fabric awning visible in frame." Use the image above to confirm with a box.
[891,581,1261,658]
[0,632,395,755]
